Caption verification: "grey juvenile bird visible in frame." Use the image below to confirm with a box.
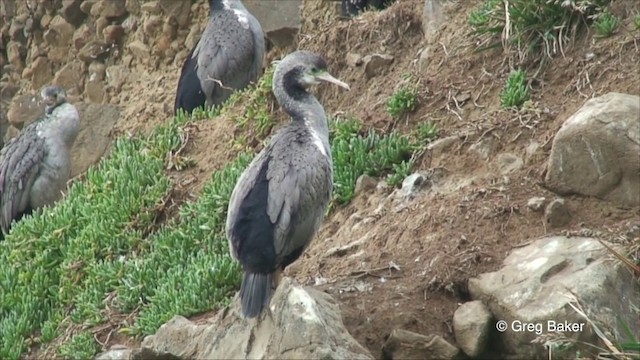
[174,0,265,115]
[226,50,350,318]
[0,85,80,237]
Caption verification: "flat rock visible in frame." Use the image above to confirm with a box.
[545,92,640,206]
[382,329,462,360]
[363,54,394,79]
[244,0,301,47]
[136,278,372,359]
[453,300,492,357]
[7,92,45,128]
[71,103,120,177]
[468,236,640,359]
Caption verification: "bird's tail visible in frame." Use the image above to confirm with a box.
[239,272,273,318]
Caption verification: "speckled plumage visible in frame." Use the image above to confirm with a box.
[174,0,265,114]
[0,86,80,236]
[226,51,349,318]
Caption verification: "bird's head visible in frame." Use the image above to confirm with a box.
[275,51,350,94]
[40,85,68,112]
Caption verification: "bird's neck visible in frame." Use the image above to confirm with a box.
[45,103,81,147]
[275,81,329,139]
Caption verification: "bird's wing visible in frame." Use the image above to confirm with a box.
[265,129,333,261]
[0,122,45,233]
[196,11,259,102]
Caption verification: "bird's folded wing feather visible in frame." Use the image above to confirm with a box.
[266,135,332,257]
[0,123,45,232]
[196,13,257,94]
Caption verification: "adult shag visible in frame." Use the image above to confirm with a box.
[174,0,265,115]
[0,85,80,237]
[225,50,350,318]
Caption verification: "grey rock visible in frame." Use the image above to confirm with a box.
[544,198,570,228]
[94,345,132,360]
[79,0,96,15]
[496,153,523,174]
[422,0,448,41]
[53,61,85,95]
[402,173,425,198]
[77,40,109,63]
[128,40,150,60]
[136,277,373,359]
[469,236,640,359]
[88,61,106,81]
[103,24,125,44]
[61,0,86,27]
[468,137,495,161]
[346,52,363,67]
[526,197,546,212]
[23,57,53,91]
[545,92,640,207]
[355,174,377,196]
[84,78,105,103]
[9,14,27,42]
[244,0,301,48]
[72,23,93,50]
[363,54,394,79]
[158,0,191,28]
[140,1,161,14]
[266,26,298,48]
[105,65,130,92]
[44,15,75,47]
[453,300,492,358]
[90,0,127,18]
[382,329,462,360]
[125,0,141,16]
[7,92,45,128]
[6,41,26,70]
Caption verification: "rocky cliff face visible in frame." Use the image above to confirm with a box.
[0,0,213,147]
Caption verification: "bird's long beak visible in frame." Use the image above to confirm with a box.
[316,71,350,91]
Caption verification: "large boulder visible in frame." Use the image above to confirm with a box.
[469,236,639,359]
[545,93,640,207]
[243,0,301,48]
[70,103,119,177]
[97,278,373,360]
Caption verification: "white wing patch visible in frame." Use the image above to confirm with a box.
[222,0,250,29]
[310,128,327,157]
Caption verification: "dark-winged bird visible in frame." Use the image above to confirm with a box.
[226,51,350,318]
[174,0,265,115]
[0,85,80,237]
